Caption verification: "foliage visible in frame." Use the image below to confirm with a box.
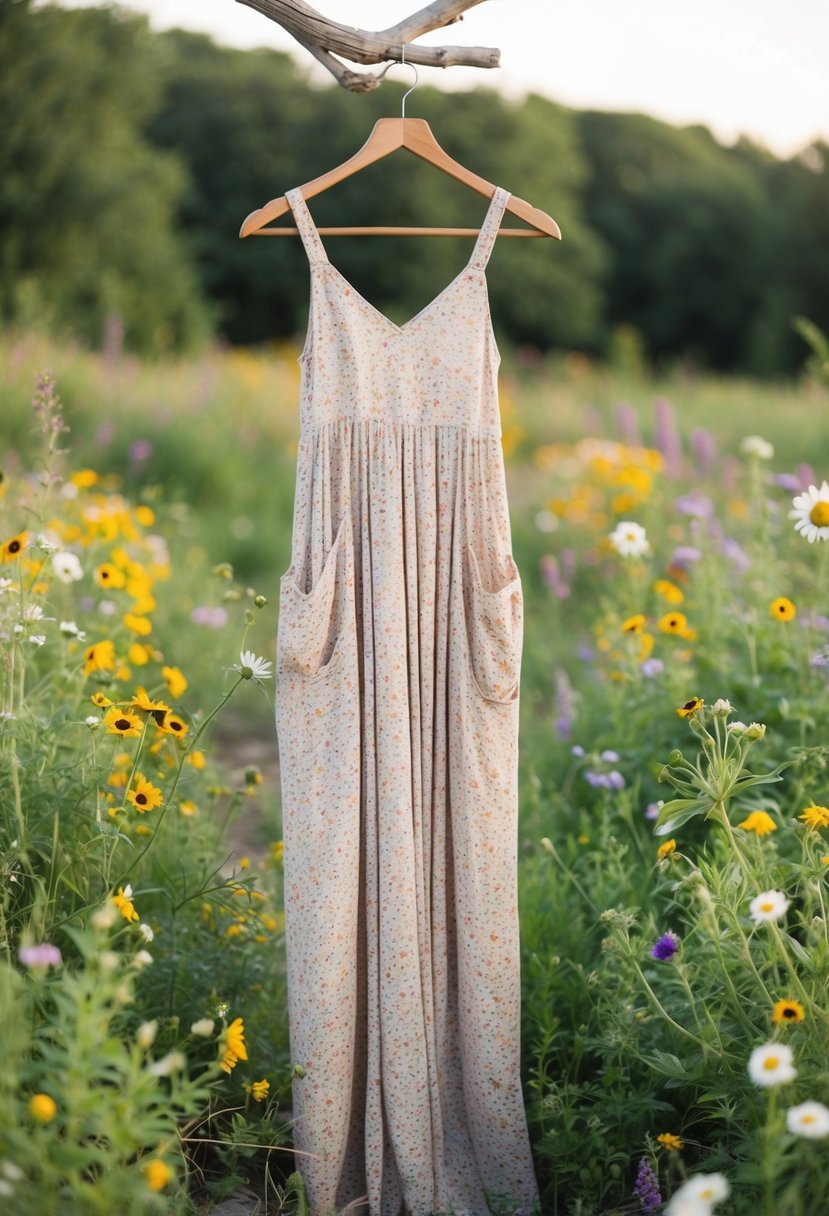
[520,387,829,1214]
[0,1,209,352]
[0,373,291,1211]
[2,5,828,371]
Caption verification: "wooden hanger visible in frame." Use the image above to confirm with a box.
[240,72,562,243]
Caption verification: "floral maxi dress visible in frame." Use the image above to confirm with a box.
[275,185,540,1216]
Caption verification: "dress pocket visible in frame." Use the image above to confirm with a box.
[277,517,351,682]
[462,541,524,704]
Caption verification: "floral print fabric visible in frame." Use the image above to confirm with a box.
[276,184,539,1216]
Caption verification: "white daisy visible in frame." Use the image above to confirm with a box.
[666,1172,730,1213]
[608,520,650,558]
[52,551,84,583]
[748,1041,797,1087]
[234,650,273,681]
[28,635,46,647]
[790,481,829,544]
[749,889,790,924]
[740,435,774,460]
[786,1100,829,1139]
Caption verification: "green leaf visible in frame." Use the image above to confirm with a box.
[654,798,707,835]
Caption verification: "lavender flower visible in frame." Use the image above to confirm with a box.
[641,658,664,678]
[674,492,715,519]
[18,943,62,968]
[607,770,626,790]
[600,750,620,763]
[671,546,702,568]
[614,401,641,445]
[571,745,585,757]
[190,605,229,628]
[653,396,682,474]
[650,931,680,962]
[690,427,717,471]
[644,802,662,821]
[633,1156,662,1211]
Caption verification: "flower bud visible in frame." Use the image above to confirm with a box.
[137,1020,158,1049]
[254,595,268,608]
[191,1018,215,1037]
[292,1063,306,1079]
[712,698,732,716]
[539,837,555,855]
[668,750,684,766]
[746,722,766,740]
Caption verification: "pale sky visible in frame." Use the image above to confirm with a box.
[55,0,829,157]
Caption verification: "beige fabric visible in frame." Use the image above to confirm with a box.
[276,185,539,1216]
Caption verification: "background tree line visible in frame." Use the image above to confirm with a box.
[1,0,827,374]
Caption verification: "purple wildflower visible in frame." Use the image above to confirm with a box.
[129,439,153,466]
[690,427,717,472]
[584,771,609,788]
[644,802,662,821]
[576,645,595,662]
[641,658,664,678]
[600,750,620,763]
[607,770,626,790]
[650,931,681,962]
[190,605,229,628]
[554,716,572,739]
[653,396,682,474]
[674,492,715,519]
[614,401,641,445]
[671,546,702,568]
[633,1156,662,1211]
[570,745,585,758]
[18,943,62,968]
[720,536,750,572]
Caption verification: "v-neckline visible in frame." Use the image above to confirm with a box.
[296,187,507,337]
[320,262,477,336]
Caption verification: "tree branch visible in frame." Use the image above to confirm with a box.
[234,0,499,91]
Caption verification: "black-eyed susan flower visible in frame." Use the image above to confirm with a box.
[156,711,188,740]
[799,804,829,830]
[676,697,704,719]
[219,1016,248,1073]
[162,665,188,698]
[94,562,126,589]
[772,999,805,1025]
[90,691,112,708]
[660,611,689,635]
[130,688,170,723]
[142,1159,173,1192]
[112,884,139,923]
[127,775,163,814]
[83,640,116,677]
[1,531,28,563]
[737,811,777,836]
[622,614,646,634]
[656,1132,684,1151]
[770,597,796,621]
[103,706,143,738]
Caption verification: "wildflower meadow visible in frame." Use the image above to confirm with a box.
[1,324,829,1213]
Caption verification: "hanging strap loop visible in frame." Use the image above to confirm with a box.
[285,188,329,264]
[469,187,510,270]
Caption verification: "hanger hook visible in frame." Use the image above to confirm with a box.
[400,44,418,119]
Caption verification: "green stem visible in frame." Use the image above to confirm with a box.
[631,959,708,1051]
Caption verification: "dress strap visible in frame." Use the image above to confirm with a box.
[285,188,329,265]
[469,187,510,270]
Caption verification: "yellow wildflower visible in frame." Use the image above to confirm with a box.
[103,707,143,738]
[738,811,777,837]
[654,579,684,605]
[676,697,703,719]
[142,1159,173,1192]
[28,1093,57,1123]
[770,597,796,622]
[800,805,829,830]
[772,999,805,1025]
[94,563,126,590]
[127,775,163,814]
[621,614,646,634]
[220,1016,248,1073]
[123,612,152,637]
[162,665,188,699]
[84,640,116,677]
[657,839,677,861]
[657,1132,684,1151]
[1,531,28,563]
[112,885,139,923]
[248,1079,270,1102]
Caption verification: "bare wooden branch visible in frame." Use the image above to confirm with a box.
[234,0,499,91]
